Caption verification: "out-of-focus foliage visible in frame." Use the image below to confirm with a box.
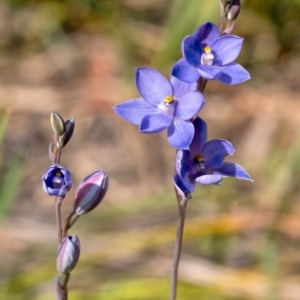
[0,110,23,222]
[244,0,300,52]
[1,0,299,69]
[1,0,300,300]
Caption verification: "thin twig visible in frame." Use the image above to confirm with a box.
[56,277,68,300]
[55,142,63,165]
[55,196,64,245]
[170,188,188,300]
[62,211,79,239]
[196,78,208,93]
[54,141,64,246]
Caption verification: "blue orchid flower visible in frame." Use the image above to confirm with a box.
[172,22,250,85]
[174,117,252,198]
[114,67,205,149]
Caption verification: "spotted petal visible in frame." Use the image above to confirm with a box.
[113,98,159,125]
[167,118,194,149]
[135,68,172,106]
[171,58,200,83]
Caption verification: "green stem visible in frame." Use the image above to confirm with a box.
[170,189,188,300]
[55,196,64,245]
[56,276,68,300]
[62,211,80,239]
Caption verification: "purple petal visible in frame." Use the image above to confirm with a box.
[194,22,220,45]
[214,162,253,181]
[217,63,250,85]
[189,117,207,159]
[195,174,223,185]
[202,139,235,169]
[171,58,200,83]
[167,118,194,149]
[135,68,172,106]
[212,36,243,65]
[175,91,204,120]
[175,149,192,178]
[182,35,201,66]
[58,182,72,197]
[174,174,195,195]
[140,112,173,133]
[170,76,196,99]
[42,165,72,197]
[197,65,221,80]
[113,98,159,125]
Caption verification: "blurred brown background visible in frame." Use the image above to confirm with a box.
[0,0,300,299]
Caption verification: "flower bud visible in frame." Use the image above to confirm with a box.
[220,0,240,35]
[73,170,108,215]
[51,111,66,137]
[63,118,75,147]
[57,235,80,275]
[42,165,72,197]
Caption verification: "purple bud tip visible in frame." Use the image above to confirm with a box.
[57,235,80,274]
[63,118,75,147]
[73,170,109,215]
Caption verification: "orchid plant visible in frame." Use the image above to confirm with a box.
[114,1,252,299]
[41,112,109,300]
[41,1,251,299]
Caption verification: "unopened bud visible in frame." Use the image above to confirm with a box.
[220,0,240,35]
[51,111,66,138]
[73,170,109,215]
[63,118,75,147]
[228,0,240,20]
[220,0,231,8]
[57,235,80,278]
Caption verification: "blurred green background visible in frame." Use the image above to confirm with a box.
[0,0,300,299]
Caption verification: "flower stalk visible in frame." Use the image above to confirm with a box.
[56,278,68,300]
[43,111,110,300]
[170,189,188,300]
[55,196,64,244]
